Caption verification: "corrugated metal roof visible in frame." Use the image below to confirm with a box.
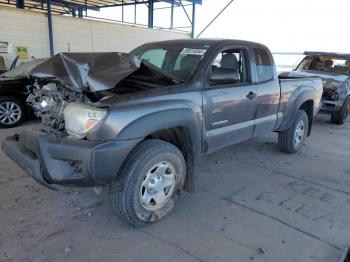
[0,0,200,15]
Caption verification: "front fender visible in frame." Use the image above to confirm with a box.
[87,96,203,156]
[119,108,202,157]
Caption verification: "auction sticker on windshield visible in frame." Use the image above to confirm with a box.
[181,48,207,56]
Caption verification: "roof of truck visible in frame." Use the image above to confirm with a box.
[304,51,350,59]
[143,38,268,49]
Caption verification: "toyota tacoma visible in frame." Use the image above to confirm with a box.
[2,39,323,227]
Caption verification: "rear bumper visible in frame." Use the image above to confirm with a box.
[2,130,141,189]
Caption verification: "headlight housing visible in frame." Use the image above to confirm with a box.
[63,102,108,139]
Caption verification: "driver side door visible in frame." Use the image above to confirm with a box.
[203,47,258,153]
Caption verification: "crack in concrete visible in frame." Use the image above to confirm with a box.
[227,198,344,251]
[230,155,350,197]
[174,215,257,253]
[138,229,203,262]
[201,186,344,252]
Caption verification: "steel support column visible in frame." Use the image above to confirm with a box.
[121,0,124,22]
[47,0,55,56]
[16,0,24,9]
[191,2,195,38]
[148,0,154,28]
[170,0,174,29]
[134,1,137,23]
[78,8,83,17]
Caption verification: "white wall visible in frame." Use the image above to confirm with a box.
[0,7,190,67]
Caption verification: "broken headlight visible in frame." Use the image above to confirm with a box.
[38,96,55,111]
[63,102,108,139]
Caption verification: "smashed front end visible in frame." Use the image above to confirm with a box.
[1,52,166,189]
[320,79,350,113]
[27,52,142,137]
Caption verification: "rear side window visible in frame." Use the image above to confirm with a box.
[254,48,274,82]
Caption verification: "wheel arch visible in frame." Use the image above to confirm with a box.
[115,108,202,192]
[144,126,196,192]
[276,90,315,135]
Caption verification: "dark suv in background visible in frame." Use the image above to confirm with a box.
[0,58,46,128]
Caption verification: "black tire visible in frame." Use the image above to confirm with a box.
[0,96,26,128]
[330,97,350,125]
[278,110,309,154]
[110,139,186,228]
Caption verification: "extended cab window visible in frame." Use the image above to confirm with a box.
[209,49,249,86]
[254,48,274,82]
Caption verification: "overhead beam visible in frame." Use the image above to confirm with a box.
[162,0,201,4]
[51,0,100,10]
[31,0,100,11]
[101,0,200,8]
[196,0,234,38]
[179,0,192,24]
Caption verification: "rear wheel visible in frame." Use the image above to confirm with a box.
[110,139,186,228]
[278,110,309,154]
[0,96,25,128]
[331,97,350,125]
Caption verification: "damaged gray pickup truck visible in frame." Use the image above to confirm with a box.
[2,39,323,227]
[282,52,350,124]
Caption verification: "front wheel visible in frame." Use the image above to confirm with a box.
[278,110,309,154]
[110,139,186,228]
[0,96,26,128]
[331,97,350,125]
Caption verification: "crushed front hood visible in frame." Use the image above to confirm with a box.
[287,70,348,91]
[30,52,141,92]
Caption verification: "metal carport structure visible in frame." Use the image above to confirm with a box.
[0,0,236,56]
[0,0,200,56]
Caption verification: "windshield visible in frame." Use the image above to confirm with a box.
[1,59,47,79]
[131,43,210,82]
[296,56,350,75]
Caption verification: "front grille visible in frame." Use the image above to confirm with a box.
[322,90,338,101]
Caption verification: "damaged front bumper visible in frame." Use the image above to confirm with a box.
[320,89,347,114]
[2,130,141,190]
[319,99,343,113]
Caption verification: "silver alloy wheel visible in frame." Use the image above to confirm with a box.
[139,161,176,211]
[0,101,21,125]
[293,120,305,148]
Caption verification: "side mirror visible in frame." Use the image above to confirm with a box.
[210,67,240,84]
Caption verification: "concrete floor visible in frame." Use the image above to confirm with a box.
[1,115,349,262]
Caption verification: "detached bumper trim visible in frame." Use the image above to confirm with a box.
[2,130,142,189]
[320,99,343,113]
[2,135,57,190]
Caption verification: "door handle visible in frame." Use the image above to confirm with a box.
[246,91,257,100]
